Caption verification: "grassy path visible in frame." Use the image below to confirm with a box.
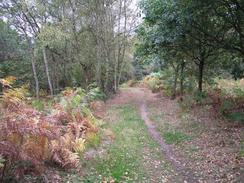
[78,87,243,183]
[80,88,182,182]
[81,104,176,182]
[140,102,198,183]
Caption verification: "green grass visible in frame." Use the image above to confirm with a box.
[86,133,101,148]
[148,108,194,145]
[151,112,165,122]
[240,141,244,157]
[163,131,192,145]
[81,105,173,182]
[227,112,244,123]
[31,99,45,111]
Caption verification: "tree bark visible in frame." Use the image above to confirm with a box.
[30,48,39,98]
[180,60,186,96]
[171,65,179,100]
[42,46,53,96]
[114,0,122,91]
[117,0,128,88]
[198,59,204,92]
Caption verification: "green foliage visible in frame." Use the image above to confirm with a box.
[211,79,244,123]
[193,91,207,104]
[163,131,191,145]
[136,0,244,94]
[143,72,164,92]
[59,87,86,110]
[0,20,24,62]
[220,101,234,114]
[85,132,101,148]
[160,69,176,96]
[31,100,45,111]
[1,0,135,96]
[71,94,83,108]
[0,21,31,86]
[0,155,5,168]
[121,80,138,88]
[37,25,70,49]
[216,79,244,98]
[87,84,106,102]
[226,112,244,123]
[180,91,209,110]
[240,141,244,157]
[180,94,195,110]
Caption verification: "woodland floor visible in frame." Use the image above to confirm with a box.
[61,87,243,183]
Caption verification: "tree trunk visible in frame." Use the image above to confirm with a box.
[171,65,179,100]
[42,47,53,96]
[104,56,110,94]
[114,0,122,91]
[51,52,57,94]
[180,60,186,96]
[96,45,102,89]
[198,60,204,92]
[30,48,39,98]
[117,0,128,88]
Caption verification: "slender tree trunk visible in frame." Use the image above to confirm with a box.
[171,65,179,100]
[114,49,117,91]
[180,60,186,96]
[114,0,122,91]
[104,56,110,94]
[96,43,102,88]
[42,47,53,96]
[30,48,39,98]
[118,61,125,87]
[198,60,204,92]
[117,0,128,87]
[51,52,57,94]
[26,36,39,98]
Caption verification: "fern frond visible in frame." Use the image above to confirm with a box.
[73,138,85,155]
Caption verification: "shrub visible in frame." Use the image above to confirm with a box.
[220,100,234,114]
[143,72,164,92]
[0,76,16,87]
[31,100,45,111]
[240,141,244,157]
[180,94,196,110]
[87,87,106,102]
[0,77,100,181]
[127,80,137,87]
[226,112,244,123]
[0,155,5,168]
[193,91,207,104]
[85,132,101,148]
[215,79,244,98]
[121,80,138,87]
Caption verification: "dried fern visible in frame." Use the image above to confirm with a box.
[0,79,100,180]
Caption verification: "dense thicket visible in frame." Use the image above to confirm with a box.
[0,0,138,96]
[135,0,244,98]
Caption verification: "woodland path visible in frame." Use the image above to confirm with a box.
[104,87,200,183]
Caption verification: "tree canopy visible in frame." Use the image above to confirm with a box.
[135,0,244,96]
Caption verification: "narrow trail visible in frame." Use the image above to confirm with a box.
[140,101,198,183]
[108,87,200,182]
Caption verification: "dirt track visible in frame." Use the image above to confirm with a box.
[107,87,200,182]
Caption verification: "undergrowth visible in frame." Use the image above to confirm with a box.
[0,76,102,182]
[143,73,164,93]
[240,141,244,157]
